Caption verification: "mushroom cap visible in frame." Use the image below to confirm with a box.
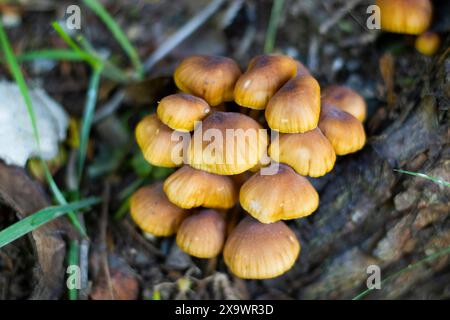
[415,31,441,56]
[163,165,238,209]
[157,93,211,132]
[295,60,310,77]
[265,75,321,133]
[188,112,268,175]
[239,164,319,223]
[322,85,367,122]
[234,55,297,110]
[319,104,366,156]
[135,114,187,167]
[223,217,300,279]
[269,128,336,177]
[176,209,226,258]
[130,182,188,236]
[174,55,241,106]
[376,0,432,35]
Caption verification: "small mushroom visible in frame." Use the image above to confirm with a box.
[157,93,211,132]
[130,182,188,236]
[295,60,311,77]
[234,55,297,110]
[269,128,336,177]
[176,209,226,258]
[376,0,432,35]
[163,165,238,209]
[188,112,268,175]
[239,164,319,223]
[223,217,300,279]
[174,55,241,106]
[321,85,367,122]
[135,114,187,167]
[265,74,321,133]
[415,31,441,56]
[319,104,366,156]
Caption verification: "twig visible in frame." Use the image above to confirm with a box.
[236,2,256,59]
[264,0,285,53]
[319,0,363,35]
[98,182,114,299]
[122,220,163,257]
[143,0,226,71]
[93,0,225,122]
[307,35,319,73]
[78,238,90,299]
[93,90,126,124]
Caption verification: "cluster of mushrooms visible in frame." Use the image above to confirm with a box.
[130,54,367,279]
[377,0,441,56]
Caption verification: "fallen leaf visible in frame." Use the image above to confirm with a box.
[0,81,68,167]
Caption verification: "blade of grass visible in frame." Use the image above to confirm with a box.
[76,34,130,83]
[51,21,100,69]
[17,49,90,62]
[113,197,130,220]
[82,0,143,78]
[0,21,86,236]
[42,162,86,234]
[143,0,225,71]
[0,197,100,248]
[114,177,148,220]
[67,240,80,300]
[394,169,450,187]
[264,0,285,53]
[77,67,103,185]
[352,245,450,300]
[118,177,147,201]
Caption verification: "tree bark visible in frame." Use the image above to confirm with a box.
[259,45,450,300]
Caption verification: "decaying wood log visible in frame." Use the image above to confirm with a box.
[257,44,449,300]
[0,162,72,299]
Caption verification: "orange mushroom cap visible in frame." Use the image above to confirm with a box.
[130,182,188,237]
[239,164,319,223]
[265,75,321,133]
[376,0,432,35]
[174,55,241,106]
[269,128,336,177]
[234,55,297,110]
[188,112,268,175]
[415,31,441,56]
[176,209,226,258]
[223,217,300,279]
[157,93,211,132]
[322,85,367,122]
[163,165,238,209]
[319,104,366,156]
[135,114,188,167]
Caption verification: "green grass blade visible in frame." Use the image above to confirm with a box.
[264,0,285,53]
[82,0,143,77]
[18,49,89,62]
[76,34,130,83]
[114,197,131,220]
[41,161,86,234]
[67,240,80,300]
[51,21,100,69]
[0,197,100,248]
[0,21,86,236]
[77,67,103,184]
[352,245,450,300]
[0,22,40,145]
[394,169,450,187]
[51,21,82,53]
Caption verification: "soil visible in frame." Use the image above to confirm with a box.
[0,0,448,300]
